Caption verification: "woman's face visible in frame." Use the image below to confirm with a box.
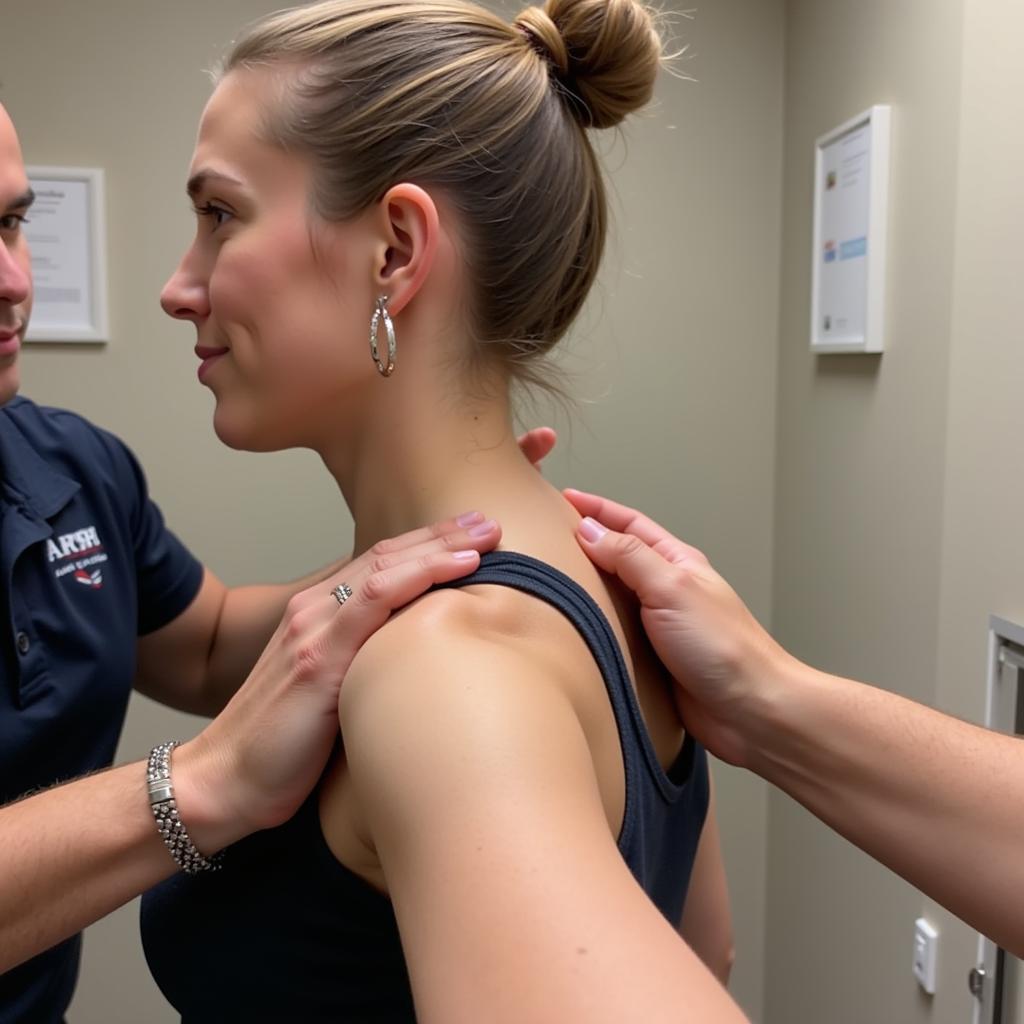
[161,69,376,452]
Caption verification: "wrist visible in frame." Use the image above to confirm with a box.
[165,736,251,856]
[739,650,826,781]
[146,742,224,873]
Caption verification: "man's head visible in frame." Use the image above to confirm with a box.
[0,102,34,404]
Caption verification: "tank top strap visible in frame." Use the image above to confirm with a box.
[433,550,693,803]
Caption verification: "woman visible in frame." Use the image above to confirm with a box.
[142,0,737,1019]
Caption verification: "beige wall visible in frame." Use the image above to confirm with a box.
[767,0,964,1021]
[5,1,782,1021]
[767,1,1024,1023]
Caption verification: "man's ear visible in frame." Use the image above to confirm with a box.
[372,183,439,317]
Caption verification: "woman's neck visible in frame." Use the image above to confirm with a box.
[318,369,561,556]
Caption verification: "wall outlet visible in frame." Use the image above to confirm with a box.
[913,917,939,995]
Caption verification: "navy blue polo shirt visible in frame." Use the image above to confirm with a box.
[0,396,204,1024]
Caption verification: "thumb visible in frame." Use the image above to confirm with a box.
[576,517,684,609]
[517,426,558,469]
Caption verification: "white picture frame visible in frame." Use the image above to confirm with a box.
[24,166,109,343]
[810,105,890,354]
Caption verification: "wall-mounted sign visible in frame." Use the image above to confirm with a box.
[810,106,890,354]
[24,166,108,343]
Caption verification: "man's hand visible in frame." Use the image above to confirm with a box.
[565,489,795,767]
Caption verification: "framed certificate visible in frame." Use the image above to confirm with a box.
[810,106,891,354]
[24,166,109,343]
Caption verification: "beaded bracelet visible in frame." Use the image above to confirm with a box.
[147,741,223,875]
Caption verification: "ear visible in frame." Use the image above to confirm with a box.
[372,184,439,318]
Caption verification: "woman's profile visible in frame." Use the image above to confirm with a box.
[142,0,734,1018]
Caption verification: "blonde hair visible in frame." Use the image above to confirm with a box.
[225,0,663,390]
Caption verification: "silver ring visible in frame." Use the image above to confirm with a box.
[330,583,353,607]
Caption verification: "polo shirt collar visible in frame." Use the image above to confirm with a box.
[0,399,80,520]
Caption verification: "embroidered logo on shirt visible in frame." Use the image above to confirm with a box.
[47,525,108,588]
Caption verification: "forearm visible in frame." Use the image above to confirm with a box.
[751,664,1024,954]
[202,555,350,711]
[0,741,245,973]
[0,762,173,972]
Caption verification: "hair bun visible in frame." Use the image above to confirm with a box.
[516,0,662,129]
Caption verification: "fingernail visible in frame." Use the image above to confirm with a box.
[468,518,497,538]
[457,511,484,527]
[578,517,607,543]
[452,549,478,560]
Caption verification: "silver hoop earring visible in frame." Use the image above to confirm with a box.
[369,295,396,378]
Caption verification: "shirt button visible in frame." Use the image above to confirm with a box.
[15,632,30,656]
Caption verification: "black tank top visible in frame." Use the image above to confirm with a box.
[141,552,709,1022]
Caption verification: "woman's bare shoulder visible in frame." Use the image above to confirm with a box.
[335,583,596,835]
[338,580,584,721]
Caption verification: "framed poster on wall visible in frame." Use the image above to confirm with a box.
[23,166,109,343]
[810,105,890,354]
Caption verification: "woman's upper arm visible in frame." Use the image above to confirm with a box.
[338,604,748,1024]
[679,776,735,985]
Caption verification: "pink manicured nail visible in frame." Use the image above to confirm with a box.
[469,519,497,538]
[457,511,484,527]
[452,550,478,560]
[578,517,607,543]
